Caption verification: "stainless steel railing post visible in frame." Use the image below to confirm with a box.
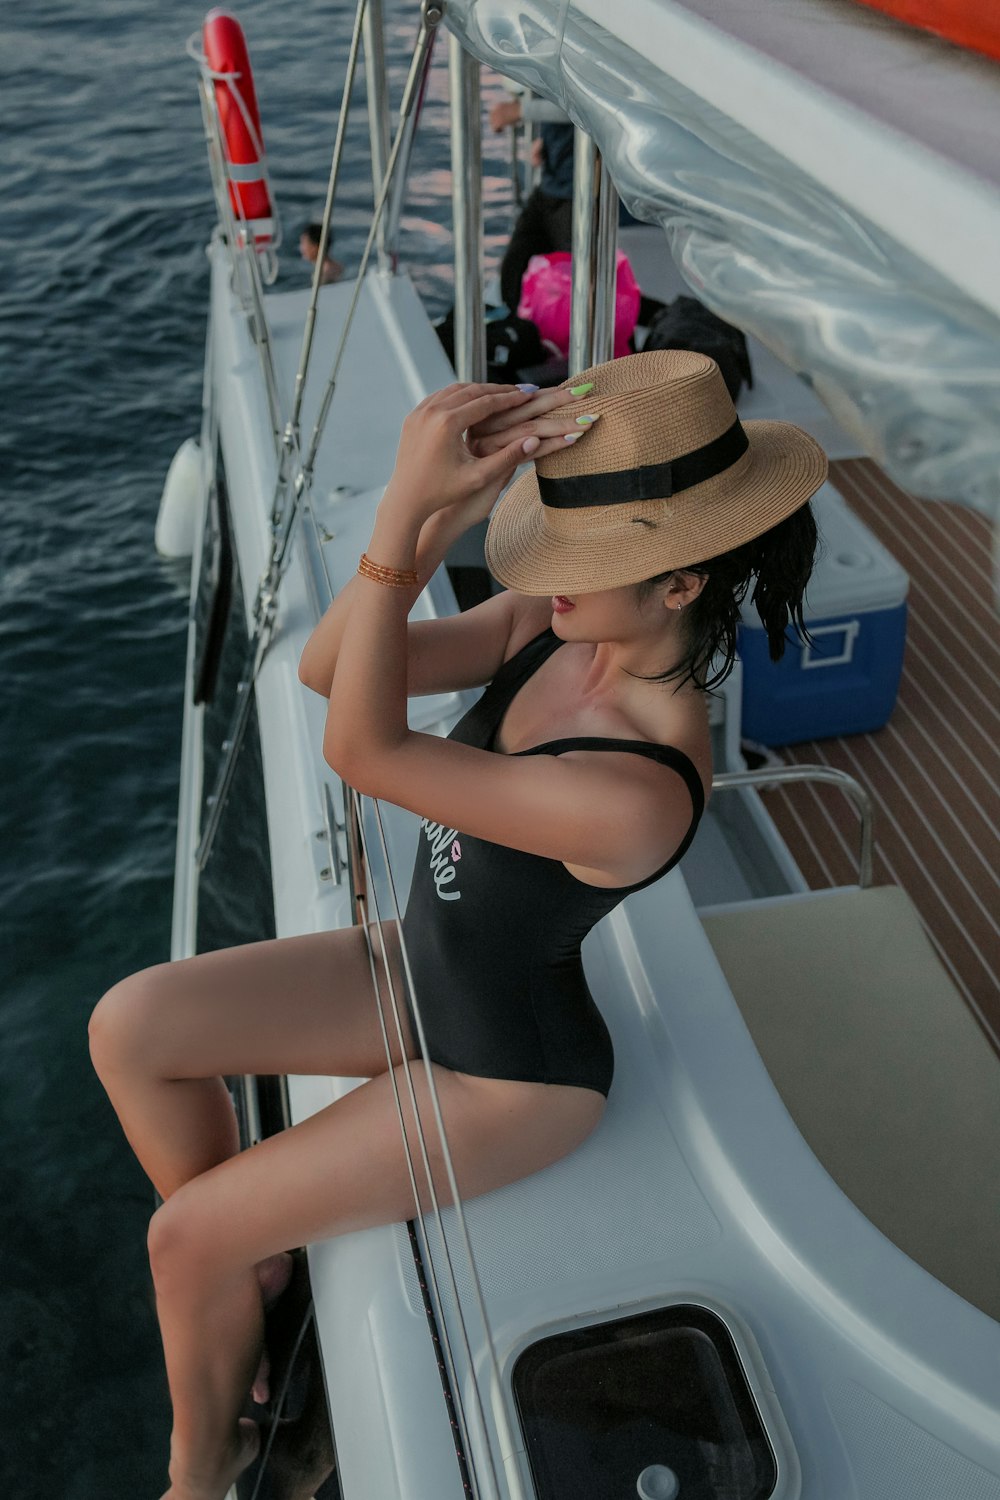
[362,0,392,275]
[449,33,486,382]
[384,2,442,269]
[592,152,619,363]
[569,130,618,373]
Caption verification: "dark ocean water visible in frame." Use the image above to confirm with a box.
[1,5,516,1493]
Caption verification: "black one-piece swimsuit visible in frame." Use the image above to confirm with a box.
[401,629,705,1097]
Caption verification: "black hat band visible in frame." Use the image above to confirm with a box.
[537,418,749,509]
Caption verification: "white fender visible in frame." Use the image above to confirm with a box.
[155,438,204,558]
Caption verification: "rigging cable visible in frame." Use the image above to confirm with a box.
[351,792,506,1500]
[353,909,478,1495]
[195,2,441,870]
[364,795,532,1500]
[298,0,443,488]
[289,0,370,449]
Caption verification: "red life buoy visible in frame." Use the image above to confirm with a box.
[847,0,1000,63]
[203,9,275,247]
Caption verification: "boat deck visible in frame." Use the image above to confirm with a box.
[762,456,1000,1048]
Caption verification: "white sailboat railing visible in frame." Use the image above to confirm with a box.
[192,0,442,873]
[712,764,875,886]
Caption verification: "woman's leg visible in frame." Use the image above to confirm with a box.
[89,923,412,1201]
[89,922,416,1494]
[148,1063,604,1498]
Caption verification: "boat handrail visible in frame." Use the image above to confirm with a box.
[383,7,439,271]
[289,0,371,443]
[362,0,392,276]
[711,763,875,888]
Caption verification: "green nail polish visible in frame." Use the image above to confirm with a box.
[569,382,594,395]
[576,413,600,425]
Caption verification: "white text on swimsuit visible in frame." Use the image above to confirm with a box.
[420,819,462,901]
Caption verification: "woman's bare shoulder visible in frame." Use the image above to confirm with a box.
[612,683,714,802]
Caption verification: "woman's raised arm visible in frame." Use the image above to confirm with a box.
[317,386,695,887]
[297,381,593,699]
[296,504,510,698]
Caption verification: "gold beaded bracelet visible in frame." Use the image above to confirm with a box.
[357,552,420,589]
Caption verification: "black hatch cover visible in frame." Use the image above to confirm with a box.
[512,1304,778,1499]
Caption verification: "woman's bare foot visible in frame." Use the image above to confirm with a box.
[161,1418,260,1500]
[251,1252,294,1403]
[256,1251,294,1307]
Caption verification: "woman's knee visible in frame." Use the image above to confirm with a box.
[88,964,175,1080]
[147,1190,211,1298]
[147,1182,255,1299]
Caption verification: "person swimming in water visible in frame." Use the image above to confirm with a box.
[299,219,344,283]
[89,349,825,1499]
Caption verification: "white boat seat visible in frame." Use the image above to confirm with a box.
[700,885,1000,1324]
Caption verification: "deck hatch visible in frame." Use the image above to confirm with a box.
[512,1304,777,1499]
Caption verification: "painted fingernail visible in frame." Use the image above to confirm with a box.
[576,413,600,425]
[569,382,594,395]
[564,432,582,444]
[522,436,541,454]
[516,383,540,393]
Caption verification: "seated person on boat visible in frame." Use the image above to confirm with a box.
[88,349,825,1500]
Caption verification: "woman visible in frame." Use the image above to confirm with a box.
[90,350,826,1499]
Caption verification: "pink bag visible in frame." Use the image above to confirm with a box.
[517,250,641,360]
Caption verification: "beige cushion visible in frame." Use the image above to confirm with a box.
[701,886,1000,1323]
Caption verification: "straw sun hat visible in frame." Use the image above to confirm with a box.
[485,349,828,594]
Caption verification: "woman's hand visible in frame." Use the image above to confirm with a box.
[379,382,597,534]
[466,382,597,459]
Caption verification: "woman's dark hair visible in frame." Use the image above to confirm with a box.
[635,501,819,691]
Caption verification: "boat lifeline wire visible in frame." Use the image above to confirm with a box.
[353,862,480,1494]
[298,0,443,487]
[367,795,533,1500]
[195,2,442,870]
[289,0,370,446]
[353,792,514,1500]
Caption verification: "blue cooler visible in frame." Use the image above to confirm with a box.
[738,484,909,746]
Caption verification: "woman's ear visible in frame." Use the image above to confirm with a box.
[664,569,707,612]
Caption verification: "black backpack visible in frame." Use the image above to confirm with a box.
[434,310,550,384]
[643,295,753,402]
